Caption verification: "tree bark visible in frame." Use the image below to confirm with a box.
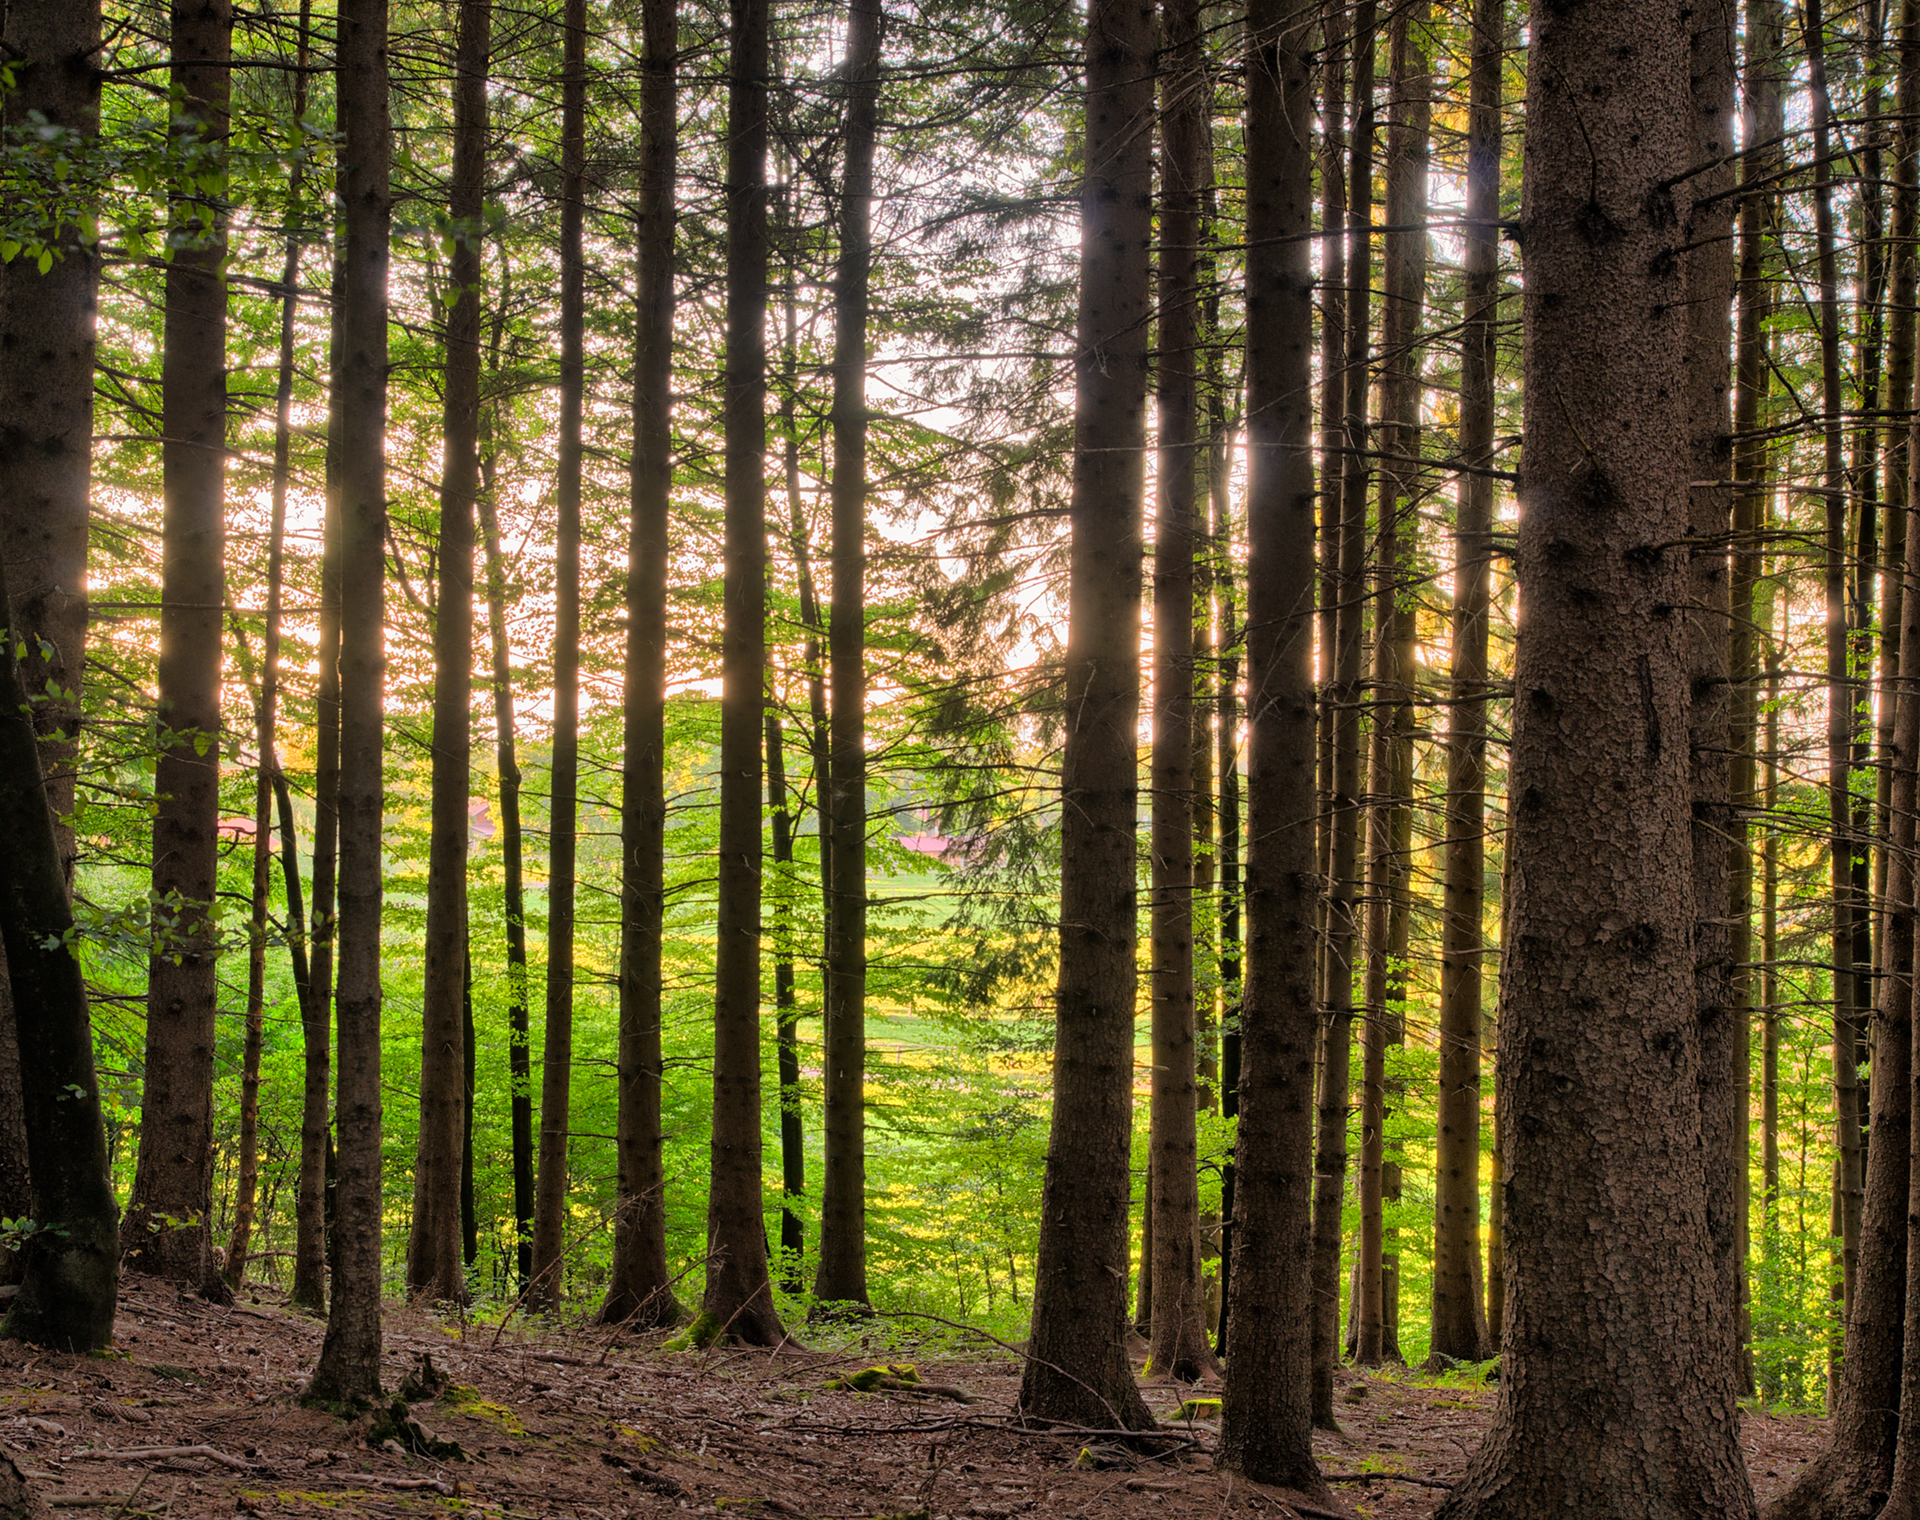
[1216,0,1325,1491]
[0,0,102,1291]
[814,0,882,1319]
[123,0,233,1302]
[1429,0,1754,1510]
[1145,0,1218,1386]
[1212,462,1242,1359]
[600,0,682,1331]
[767,695,806,1294]
[1014,0,1156,1429]
[530,0,588,1315]
[408,0,489,1310]
[700,0,785,1347]
[306,0,391,1404]
[1428,0,1499,1371]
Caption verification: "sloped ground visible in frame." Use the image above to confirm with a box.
[0,1277,1824,1518]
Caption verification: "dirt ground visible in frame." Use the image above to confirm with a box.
[0,1277,1825,1517]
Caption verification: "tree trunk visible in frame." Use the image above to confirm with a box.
[306,0,391,1404]
[1145,0,1218,1387]
[1014,0,1155,1430]
[408,0,488,1310]
[1356,0,1427,1368]
[814,0,882,1319]
[0,0,101,1291]
[600,0,682,1330]
[767,697,806,1294]
[123,0,232,1302]
[1428,0,1499,1371]
[228,16,313,1284]
[1429,0,1754,1510]
[1216,0,1325,1491]
[463,954,478,1268]
[700,0,785,1347]
[0,546,118,1353]
[530,0,588,1315]
[1311,0,1373,1426]
[1212,458,1242,1360]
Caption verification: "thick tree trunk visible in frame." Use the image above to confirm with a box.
[123,0,232,1302]
[1014,0,1155,1430]
[306,0,391,1404]
[228,25,313,1284]
[0,546,119,1353]
[814,0,882,1318]
[1311,0,1374,1425]
[1216,0,1325,1491]
[701,0,785,1347]
[530,0,588,1315]
[408,0,488,1310]
[1355,0,1427,1367]
[1429,0,1755,1511]
[0,0,101,1291]
[1428,0,1499,1370]
[1145,0,1218,1387]
[600,0,682,1331]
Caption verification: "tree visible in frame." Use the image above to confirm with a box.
[600,0,683,1332]
[307,0,392,1405]
[121,0,233,1302]
[813,0,883,1319]
[1428,0,1755,1508]
[1013,0,1156,1430]
[409,0,490,1308]
[1145,0,1217,1385]
[530,0,589,1314]
[1428,0,1499,1370]
[0,0,102,1288]
[1216,0,1325,1489]
[701,0,785,1347]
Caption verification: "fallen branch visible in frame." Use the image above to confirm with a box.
[80,1445,252,1472]
[1321,1471,1454,1490]
[338,1474,455,1494]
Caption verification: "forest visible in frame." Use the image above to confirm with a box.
[0,0,1910,1513]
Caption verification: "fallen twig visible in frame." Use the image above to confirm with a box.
[338,1473,455,1494]
[80,1445,252,1471]
[1321,1471,1454,1490]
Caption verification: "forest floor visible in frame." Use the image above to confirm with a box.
[0,1276,1828,1518]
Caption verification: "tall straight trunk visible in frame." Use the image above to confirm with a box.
[1314,0,1346,1019]
[701,0,784,1346]
[1355,0,1426,1367]
[306,0,391,1404]
[601,0,682,1330]
[1311,0,1374,1427]
[1145,0,1217,1386]
[1217,0,1325,1490]
[1191,137,1220,1118]
[1764,641,1782,1218]
[0,0,113,1349]
[815,0,883,1317]
[409,0,488,1308]
[228,14,313,1287]
[462,955,478,1266]
[1802,0,1866,1354]
[295,242,347,1316]
[1428,0,1499,1370]
[1015,0,1155,1429]
[0,544,118,1352]
[1212,451,1242,1359]
[1428,0,1754,1511]
[766,699,805,1292]
[530,0,588,1314]
[1684,0,1740,1392]
[478,445,535,1295]
[123,0,232,1300]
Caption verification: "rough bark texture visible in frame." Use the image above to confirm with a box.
[1145,0,1218,1387]
[601,0,682,1332]
[0,0,101,1291]
[1428,0,1498,1370]
[1215,0,1325,1493]
[1013,0,1155,1430]
[1310,0,1373,1425]
[407,0,487,1310]
[0,547,118,1353]
[123,0,232,1300]
[1430,0,1755,1513]
[530,0,588,1315]
[306,0,390,1404]
[701,0,784,1347]
[814,0,882,1318]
